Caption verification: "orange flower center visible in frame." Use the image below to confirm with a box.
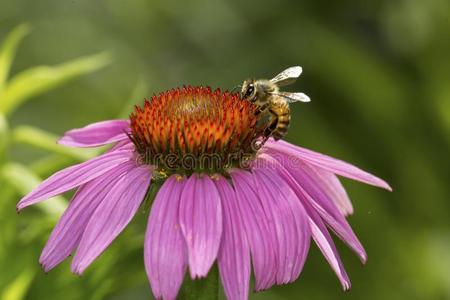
[129,86,266,175]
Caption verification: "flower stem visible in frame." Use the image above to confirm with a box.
[180,264,219,300]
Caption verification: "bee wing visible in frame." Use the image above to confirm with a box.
[277,92,311,103]
[270,66,303,86]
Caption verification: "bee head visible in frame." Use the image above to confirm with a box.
[241,79,257,102]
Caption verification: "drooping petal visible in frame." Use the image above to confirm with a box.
[270,150,354,216]
[216,176,251,300]
[268,157,351,290]
[39,162,135,272]
[306,205,351,290]
[179,174,223,278]
[252,166,311,284]
[145,175,187,300]
[17,150,133,211]
[71,164,152,274]
[264,139,392,191]
[269,153,367,263]
[58,120,130,147]
[310,168,353,216]
[230,170,277,291]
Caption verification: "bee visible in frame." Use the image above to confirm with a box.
[240,66,310,141]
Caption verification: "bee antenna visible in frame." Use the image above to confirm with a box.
[230,85,242,94]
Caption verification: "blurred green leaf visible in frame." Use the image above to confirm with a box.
[12,125,99,161]
[1,162,66,216]
[0,52,111,115]
[1,268,35,300]
[0,24,31,92]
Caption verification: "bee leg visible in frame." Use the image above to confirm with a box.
[263,110,279,141]
[262,134,271,144]
[255,102,269,116]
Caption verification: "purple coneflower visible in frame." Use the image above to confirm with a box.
[18,86,391,300]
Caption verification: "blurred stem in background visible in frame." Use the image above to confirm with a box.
[0,24,30,93]
[180,266,219,300]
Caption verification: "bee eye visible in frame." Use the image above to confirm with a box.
[244,85,254,98]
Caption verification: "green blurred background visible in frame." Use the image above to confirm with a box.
[0,0,449,299]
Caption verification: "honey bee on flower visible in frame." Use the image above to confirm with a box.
[240,66,310,142]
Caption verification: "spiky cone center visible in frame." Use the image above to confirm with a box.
[129,86,267,176]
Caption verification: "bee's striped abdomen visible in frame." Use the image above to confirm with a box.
[270,100,290,141]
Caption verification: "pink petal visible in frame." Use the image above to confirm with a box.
[145,175,187,300]
[230,170,277,291]
[252,166,311,284]
[307,206,351,290]
[17,150,133,211]
[264,139,392,191]
[179,174,223,278]
[310,168,353,216]
[268,157,351,290]
[71,164,152,274]
[58,120,130,148]
[39,162,134,272]
[216,176,251,300]
[269,153,367,263]
[109,139,134,152]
